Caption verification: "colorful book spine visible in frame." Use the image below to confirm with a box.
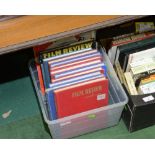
[43,51,101,89]
[49,71,104,88]
[53,63,107,80]
[41,61,51,89]
[48,49,98,67]
[49,74,105,90]
[51,68,104,83]
[50,60,102,75]
[50,55,102,72]
[112,31,155,46]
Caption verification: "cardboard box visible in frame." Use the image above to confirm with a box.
[122,85,155,132]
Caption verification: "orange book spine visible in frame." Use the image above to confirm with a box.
[33,43,52,94]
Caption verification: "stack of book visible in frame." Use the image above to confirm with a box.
[34,39,109,120]
[107,29,155,96]
[97,17,155,132]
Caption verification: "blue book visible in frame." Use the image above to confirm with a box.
[46,90,57,120]
[42,60,51,88]
[41,63,49,89]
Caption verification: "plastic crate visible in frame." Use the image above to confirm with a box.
[29,48,128,139]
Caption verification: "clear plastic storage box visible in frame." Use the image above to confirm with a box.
[29,48,128,139]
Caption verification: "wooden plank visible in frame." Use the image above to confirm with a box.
[0,15,144,54]
[0,16,120,48]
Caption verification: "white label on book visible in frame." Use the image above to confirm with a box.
[139,81,155,94]
[142,95,155,103]
[97,94,106,101]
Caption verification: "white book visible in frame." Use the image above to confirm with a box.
[108,47,117,65]
[126,47,155,72]
[124,72,138,95]
[114,48,120,65]
[129,57,155,69]
[131,61,155,75]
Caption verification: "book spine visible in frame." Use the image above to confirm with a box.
[108,46,117,65]
[124,72,138,95]
[115,63,124,84]
[50,56,102,71]
[131,62,155,76]
[36,65,45,94]
[51,68,104,83]
[47,74,104,91]
[42,61,51,89]
[125,54,133,72]
[101,64,107,77]
[51,60,102,75]
[115,62,129,92]
[49,49,98,66]
[41,63,49,89]
[46,91,57,120]
[112,32,155,46]
[33,47,46,95]
[49,71,103,88]
[122,54,129,72]
[53,63,105,79]
[114,47,120,65]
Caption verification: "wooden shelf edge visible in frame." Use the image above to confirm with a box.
[0,15,145,55]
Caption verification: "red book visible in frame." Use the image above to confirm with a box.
[33,43,52,95]
[54,77,108,118]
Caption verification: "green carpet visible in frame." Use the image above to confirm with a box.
[0,77,40,126]
[0,76,155,139]
[76,120,155,139]
[0,114,51,139]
